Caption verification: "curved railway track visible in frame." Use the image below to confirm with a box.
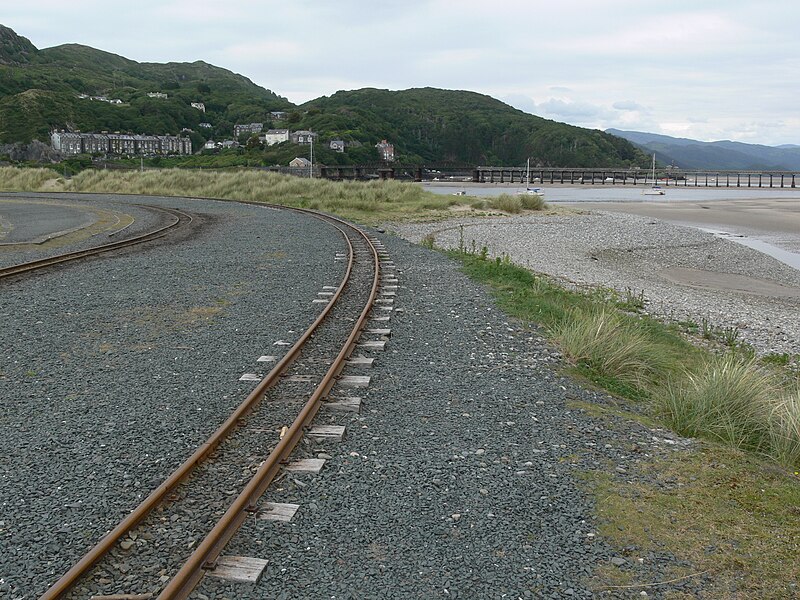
[0,205,192,280]
[36,204,393,599]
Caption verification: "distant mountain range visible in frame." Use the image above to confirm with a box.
[607,129,800,171]
[0,24,649,167]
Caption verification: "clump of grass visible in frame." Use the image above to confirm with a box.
[519,193,547,211]
[767,384,800,466]
[654,354,800,464]
[420,233,436,249]
[487,192,548,213]
[489,193,523,214]
[550,306,668,388]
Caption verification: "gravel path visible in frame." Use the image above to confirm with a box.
[2,196,719,599]
[392,211,800,356]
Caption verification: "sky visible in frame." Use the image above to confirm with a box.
[4,1,799,146]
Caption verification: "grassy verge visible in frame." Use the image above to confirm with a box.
[581,443,800,599]
[0,166,548,225]
[451,249,800,597]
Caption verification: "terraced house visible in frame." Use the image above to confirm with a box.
[51,131,192,156]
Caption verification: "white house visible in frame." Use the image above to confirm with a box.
[264,128,290,146]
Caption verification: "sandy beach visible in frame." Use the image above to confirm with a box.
[568,198,800,253]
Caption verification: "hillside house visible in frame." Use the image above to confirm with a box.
[270,111,288,120]
[375,139,395,161]
[234,122,264,138]
[263,128,290,146]
[290,130,318,145]
[330,140,345,153]
[147,92,168,99]
[289,157,311,168]
[191,102,206,112]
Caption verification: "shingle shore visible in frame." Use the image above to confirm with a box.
[392,211,800,356]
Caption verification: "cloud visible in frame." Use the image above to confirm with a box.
[612,100,645,112]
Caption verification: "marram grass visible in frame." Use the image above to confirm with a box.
[655,353,800,466]
[0,167,460,224]
[549,306,669,388]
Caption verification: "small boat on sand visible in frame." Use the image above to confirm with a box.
[643,154,665,196]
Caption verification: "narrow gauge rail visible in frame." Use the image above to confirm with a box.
[0,205,192,280]
[40,206,385,599]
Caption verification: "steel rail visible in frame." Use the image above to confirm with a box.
[0,205,189,280]
[158,211,381,599]
[39,210,358,600]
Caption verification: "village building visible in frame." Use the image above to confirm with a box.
[270,111,288,120]
[234,122,264,138]
[147,92,168,99]
[289,157,311,168]
[375,139,395,161]
[190,102,206,112]
[290,130,318,145]
[263,128,290,146]
[329,140,345,153]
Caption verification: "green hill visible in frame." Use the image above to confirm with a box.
[0,25,289,144]
[0,24,648,167]
[300,88,647,167]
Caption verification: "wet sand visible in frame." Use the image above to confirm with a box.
[565,198,800,252]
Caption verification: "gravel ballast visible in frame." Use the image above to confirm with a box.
[2,197,739,598]
[0,194,343,597]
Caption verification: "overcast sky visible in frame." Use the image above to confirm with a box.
[5,1,799,145]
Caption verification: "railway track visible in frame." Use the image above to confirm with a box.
[0,205,192,280]
[37,206,394,599]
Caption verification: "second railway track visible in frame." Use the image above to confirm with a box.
[0,205,192,281]
[36,205,395,599]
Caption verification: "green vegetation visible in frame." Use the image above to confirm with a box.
[581,446,800,598]
[451,247,799,468]
[302,87,650,166]
[0,25,287,144]
[0,25,650,168]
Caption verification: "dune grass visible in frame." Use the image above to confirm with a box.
[488,192,548,213]
[0,166,547,225]
[550,306,671,390]
[0,166,60,191]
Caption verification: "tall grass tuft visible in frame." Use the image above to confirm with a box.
[550,306,668,387]
[655,354,776,454]
[767,384,800,466]
[489,193,523,214]
[519,193,547,211]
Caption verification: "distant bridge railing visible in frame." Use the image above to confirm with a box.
[318,165,800,188]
